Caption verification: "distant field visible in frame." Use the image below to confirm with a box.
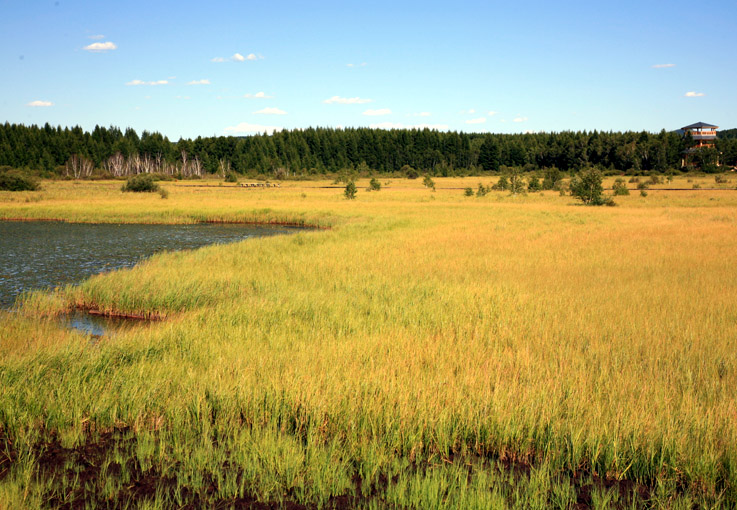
[1,177,737,509]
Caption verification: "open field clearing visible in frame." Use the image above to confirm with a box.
[1,178,737,508]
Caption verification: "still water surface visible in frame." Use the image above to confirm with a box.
[0,221,295,312]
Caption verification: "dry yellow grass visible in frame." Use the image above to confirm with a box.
[1,177,737,508]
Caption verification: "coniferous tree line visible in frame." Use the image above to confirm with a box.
[1,122,735,178]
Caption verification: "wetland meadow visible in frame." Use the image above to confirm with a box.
[1,177,737,508]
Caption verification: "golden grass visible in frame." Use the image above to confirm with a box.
[1,177,737,507]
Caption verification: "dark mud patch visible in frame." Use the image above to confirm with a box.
[1,428,690,510]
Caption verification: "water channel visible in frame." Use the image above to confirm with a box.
[0,221,297,334]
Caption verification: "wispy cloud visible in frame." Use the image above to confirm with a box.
[186,79,210,85]
[27,100,53,107]
[513,116,528,122]
[214,52,263,63]
[126,79,168,86]
[254,107,287,115]
[369,122,449,131]
[244,92,274,99]
[684,91,704,97]
[224,122,283,135]
[88,34,105,40]
[652,63,675,68]
[363,108,391,116]
[83,41,117,52]
[323,96,372,104]
[465,117,486,124]
[488,111,498,116]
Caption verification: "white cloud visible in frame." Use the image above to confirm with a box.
[176,95,191,100]
[460,108,476,115]
[684,91,704,97]
[363,108,392,116]
[83,41,117,52]
[323,96,372,104]
[187,79,210,85]
[254,107,287,115]
[488,111,498,116]
[369,122,449,131]
[216,52,263,63]
[88,34,105,40]
[652,63,675,68]
[224,122,283,135]
[27,100,53,107]
[513,116,528,122]
[244,91,274,99]
[126,79,168,86]
[465,117,486,124]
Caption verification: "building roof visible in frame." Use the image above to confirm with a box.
[682,122,719,130]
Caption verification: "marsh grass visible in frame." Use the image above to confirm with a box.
[1,178,737,507]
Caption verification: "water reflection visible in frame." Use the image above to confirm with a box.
[0,221,298,333]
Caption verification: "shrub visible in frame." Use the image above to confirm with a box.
[368,178,381,191]
[508,170,526,195]
[649,174,662,185]
[527,175,542,192]
[570,168,606,205]
[158,188,169,199]
[476,183,488,197]
[464,187,474,197]
[612,178,630,196]
[402,165,419,179]
[121,174,160,192]
[628,177,640,183]
[0,170,40,191]
[637,181,649,191]
[492,175,509,191]
[715,174,728,184]
[640,189,648,197]
[542,167,562,190]
[344,181,357,199]
[224,171,239,183]
[422,175,436,191]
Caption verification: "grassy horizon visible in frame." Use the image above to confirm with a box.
[2,177,737,508]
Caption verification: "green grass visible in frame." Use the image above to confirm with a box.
[1,177,737,508]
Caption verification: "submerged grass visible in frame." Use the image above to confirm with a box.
[1,178,737,508]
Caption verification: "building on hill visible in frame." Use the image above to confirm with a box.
[680,122,719,167]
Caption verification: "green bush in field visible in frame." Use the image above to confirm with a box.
[423,175,436,191]
[570,168,607,205]
[224,171,239,183]
[527,174,542,192]
[612,178,630,195]
[464,187,474,196]
[121,174,160,193]
[0,170,40,191]
[344,181,357,199]
[368,178,381,191]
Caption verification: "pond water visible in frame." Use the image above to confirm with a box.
[0,221,297,332]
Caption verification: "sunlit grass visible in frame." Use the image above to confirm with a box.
[1,177,737,507]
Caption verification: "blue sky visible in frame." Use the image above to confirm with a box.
[1,0,735,140]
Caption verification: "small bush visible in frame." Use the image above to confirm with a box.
[464,187,474,197]
[649,174,662,185]
[527,175,542,192]
[628,177,640,183]
[344,181,357,199]
[224,171,239,183]
[492,175,509,191]
[612,178,630,196]
[121,174,160,192]
[570,168,605,205]
[0,170,40,191]
[640,189,648,197]
[402,165,419,179]
[368,178,381,191]
[422,175,436,191]
[542,167,562,190]
[158,188,169,199]
[715,174,728,184]
[476,183,488,197]
[637,181,649,191]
